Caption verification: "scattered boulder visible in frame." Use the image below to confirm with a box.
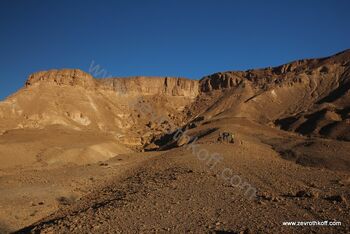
[188,122,197,129]
[146,121,157,129]
[218,132,234,143]
[295,189,319,198]
[177,135,191,147]
[257,191,280,202]
[56,196,76,206]
[324,111,342,121]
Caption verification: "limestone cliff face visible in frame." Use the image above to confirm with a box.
[200,72,246,92]
[199,49,350,93]
[2,49,349,144]
[98,77,199,98]
[0,69,200,148]
[26,69,96,89]
[25,69,199,98]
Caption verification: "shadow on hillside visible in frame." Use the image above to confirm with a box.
[261,137,350,172]
[155,127,219,151]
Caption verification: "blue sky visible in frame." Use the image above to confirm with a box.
[1,0,349,100]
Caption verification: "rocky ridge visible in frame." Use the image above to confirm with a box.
[0,49,349,150]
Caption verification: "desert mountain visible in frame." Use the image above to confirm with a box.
[1,50,349,140]
[1,50,350,234]
[192,49,350,141]
[0,50,349,169]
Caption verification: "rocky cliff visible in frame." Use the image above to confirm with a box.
[1,49,349,147]
[98,76,199,97]
[25,69,199,98]
[25,69,96,88]
[0,69,201,149]
[189,49,350,141]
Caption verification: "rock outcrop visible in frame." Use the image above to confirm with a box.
[25,69,96,89]
[98,76,199,97]
[25,69,199,98]
[200,72,245,92]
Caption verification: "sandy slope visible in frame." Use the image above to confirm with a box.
[0,151,160,232]
[16,118,350,233]
[0,126,133,169]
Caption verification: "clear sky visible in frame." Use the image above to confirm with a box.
[1,0,349,100]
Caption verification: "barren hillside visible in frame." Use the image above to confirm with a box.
[0,49,349,233]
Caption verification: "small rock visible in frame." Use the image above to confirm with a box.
[338,177,350,186]
[188,122,197,129]
[325,195,347,203]
[146,121,157,129]
[295,189,318,198]
[259,192,273,201]
[144,143,159,151]
[29,212,36,217]
[257,200,266,205]
[177,135,191,146]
